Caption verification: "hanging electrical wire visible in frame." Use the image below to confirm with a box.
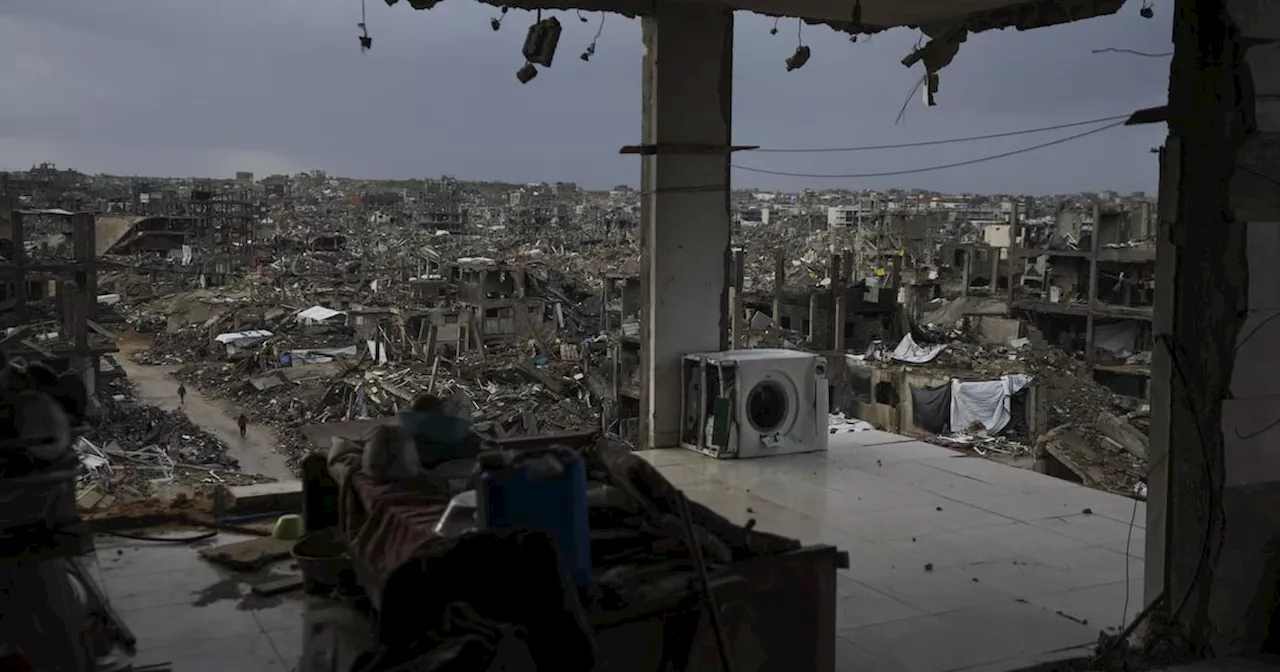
[581,13,605,61]
[732,120,1126,179]
[894,75,927,125]
[1091,47,1172,58]
[751,113,1132,153]
[358,0,373,51]
[847,0,862,42]
[786,18,810,71]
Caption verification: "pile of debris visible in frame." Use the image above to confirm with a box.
[75,382,271,511]
[1014,343,1148,496]
[169,339,603,471]
[887,324,1149,496]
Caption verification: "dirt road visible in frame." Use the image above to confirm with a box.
[114,344,293,480]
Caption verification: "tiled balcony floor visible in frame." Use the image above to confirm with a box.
[86,429,1144,672]
[641,430,1147,672]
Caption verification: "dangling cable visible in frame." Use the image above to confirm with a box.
[357,0,373,51]
[785,18,810,71]
[848,0,862,42]
[581,13,605,61]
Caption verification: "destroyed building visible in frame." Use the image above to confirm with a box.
[1012,203,1156,398]
[1,209,120,399]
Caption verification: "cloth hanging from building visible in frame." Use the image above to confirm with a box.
[891,333,947,364]
[910,383,952,434]
[949,374,1032,434]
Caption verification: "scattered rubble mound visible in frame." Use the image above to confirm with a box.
[77,380,273,512]
[133,327,213,364]
[1016,344,1147,496]
[913,325,1148,497]
[173,340,602,473]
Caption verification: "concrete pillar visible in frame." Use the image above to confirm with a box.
[988,248,999,293]
[961,248,971,297]
[638,2,733,449]
[1151,0,1280,654]
[730,249,744,348]
[807,292,820,348]
[601,277,614,332]
[833,292,846,352]
[772,251,785,322]
[1007,201,1020,301]
[1084,204,1101,363]
[513,267,527,299]
[10,211,26,323]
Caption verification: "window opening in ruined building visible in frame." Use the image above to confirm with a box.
[874,381,899,407]
[443,314,459,324]
[484,308,499,318]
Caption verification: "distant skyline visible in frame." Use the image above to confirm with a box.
[1,1,1171,195]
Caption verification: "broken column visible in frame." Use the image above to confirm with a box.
[601,276,614,332]
[1149,0,1280,653]
[730,249,744,348]
[807,292,820,347]
[639,2,733,449]
[831,253,845,351]
[772,251,785,322]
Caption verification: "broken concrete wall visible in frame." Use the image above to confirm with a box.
[975,316,1022,346]
[1153,0,1280,655]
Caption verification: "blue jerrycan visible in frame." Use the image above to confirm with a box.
[477,446,591,588]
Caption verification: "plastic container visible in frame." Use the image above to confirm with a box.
[477,447,591,588]
[273,514,304,541]
[292,530,353,594]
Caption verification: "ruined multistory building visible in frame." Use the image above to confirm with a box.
[0,209,118,399]
[1012,203,1156,398]
[418,178,468,233]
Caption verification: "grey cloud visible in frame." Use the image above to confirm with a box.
[1,1,1169,194]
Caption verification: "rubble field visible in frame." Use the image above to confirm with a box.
[76,378,274,514]
[73,174,1151,499]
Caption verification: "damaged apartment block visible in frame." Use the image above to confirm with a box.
[0,208,119,400]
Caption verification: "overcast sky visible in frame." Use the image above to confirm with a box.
[0,1,1171,194]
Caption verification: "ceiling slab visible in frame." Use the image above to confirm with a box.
[397,0,1128,36]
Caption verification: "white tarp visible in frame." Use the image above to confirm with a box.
[296,305,345,325]
[214,329,273,345]
[949,374,1033,434]
[214,329,273,356]
[891,333,947,364]
[285,345,358,366]
[366,340,389,365]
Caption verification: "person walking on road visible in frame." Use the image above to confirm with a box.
[238,413,248,439]
[177,383,186,406]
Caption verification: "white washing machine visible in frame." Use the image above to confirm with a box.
[679,348,829,459]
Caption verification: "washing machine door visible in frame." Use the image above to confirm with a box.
[738,371,799,457]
